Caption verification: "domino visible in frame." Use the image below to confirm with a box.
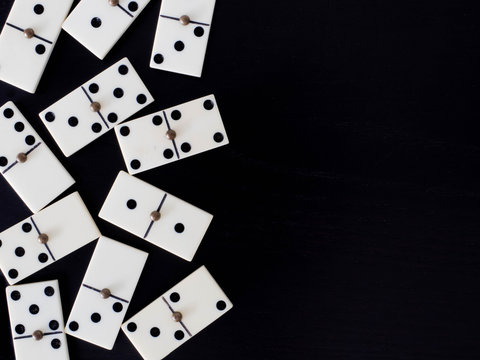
[115,95,228,174]
[0,0,73,93]
[150,0,216,77]
[0,192,101,285]
[6,280,69,360]
[62,0,151,60]
[99,171,213,261]
[0,101,74,213]
[122,266,232,360]
[39,57,154,157]
[65,236,148,350]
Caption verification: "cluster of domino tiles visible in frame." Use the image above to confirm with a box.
[0,0,233,359]
[0,0,216,93]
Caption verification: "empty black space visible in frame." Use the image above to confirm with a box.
[1,1,480,360]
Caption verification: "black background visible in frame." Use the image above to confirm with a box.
[1,0,480,359]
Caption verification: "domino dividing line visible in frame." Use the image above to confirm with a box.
[162,111,179,159]
[82,284,129,303]
[117,4,134,18]
[161,296,192,337]
[2,142,42,175]
[6,23,53,44]
[14,331,63,340]
[143,193,168,238]
[160,15,210,26]
[80,86,109,128]
[30,217,56,261]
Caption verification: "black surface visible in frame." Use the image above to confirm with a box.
[1,0,480,359]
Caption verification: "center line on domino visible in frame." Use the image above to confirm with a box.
[2,142,42,175]
[82,284,130,303]
[80,86,109,129]
[2,160,17,174]
[44,243,56,261]
[14,330,63,341]
[30,217,41,235]
[31,217,57,260]
[159,15,210,26]
[143,193,168,238]
[161,296,192,337]
[43,331,64,336]
[6,23,53,44]
[117,4,134,18]
[13,334,33,340]
[25,142,42,156]
[163,111,179,159]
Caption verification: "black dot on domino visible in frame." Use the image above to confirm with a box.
[170,292,180,302]
[35,44,45,55]
[38,253,48,263]
[128,1,138,11]
[152,115,163,126]
[194,27,204,37]
[127,199,137,209]
[25,135,35,146]
[33,4,44,14]
[108,113,118,123]
[8,269,18,279]
[113,302,123,313]
[137,94,147,104]
[91,313,101,323]
[15,324,25,335]
[29,304,39,315]
[89,83,99,93]
[213,132,224,143]
[91,17,102,28]
[3,108,13,118]
[51,338,61,349]
[174,41,185,52]
[69,321,79,331]
[203,100,214,110]
[150,327,160,337]
[15,247,25,257]
[68,117,78,127]
[113,88,124,98]
[174,223,185,233]
[45,112,55,122]
[49,320,59,330]
[120,126,130,136]
[127,322,137,332]
[14,122,24,132]
[10,290,21,301]
[171,110,181,120]
[174,330,184,340]
[118,65,129,75]
[130,160,141,170]
[216,300,227,311]
[180,143,191,153]
[22,223,32,232]
[153,54,164,64]
[91,123,102,133]
[25,135,35,145]
[0,157,7,167]
[44,286,55,296]
[163,149,174,159]
[0,239,2,247]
